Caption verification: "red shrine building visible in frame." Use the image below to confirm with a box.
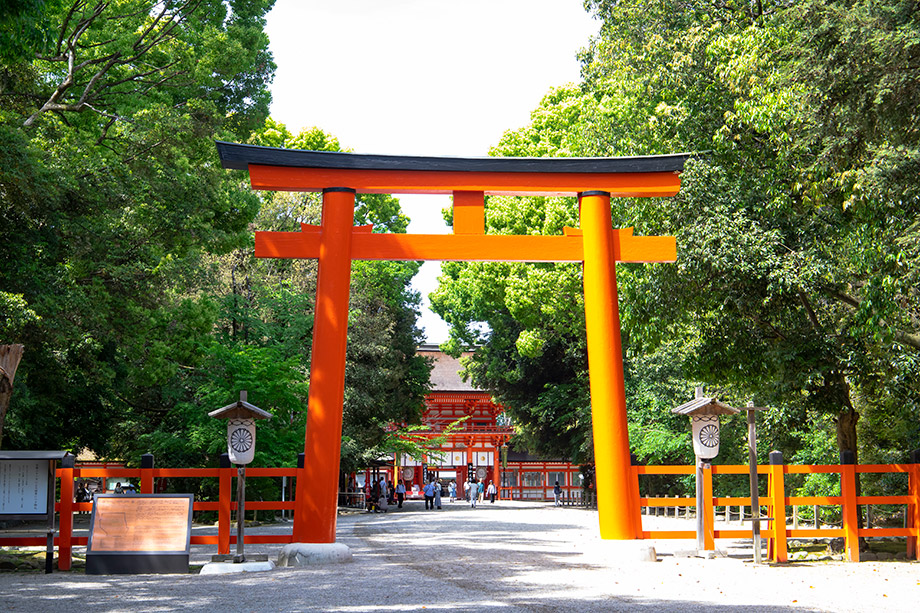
[393,345,583,501]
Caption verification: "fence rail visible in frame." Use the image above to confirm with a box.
[634,453,920,562]
[3,454,919,569]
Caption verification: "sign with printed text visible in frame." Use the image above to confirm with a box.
[88,495,193,553]
[0,460,48,515]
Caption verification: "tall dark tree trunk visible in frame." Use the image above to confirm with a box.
[0,345,25,449]
[833,373,867,549]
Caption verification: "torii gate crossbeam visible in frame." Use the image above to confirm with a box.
[217,141,688,544]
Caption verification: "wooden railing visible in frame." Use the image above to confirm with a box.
[4,453,919,570]
[635,452,920,562]
[0,459,299,571]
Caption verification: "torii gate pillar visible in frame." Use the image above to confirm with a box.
[581,190,639,539]
[294,188,356,543]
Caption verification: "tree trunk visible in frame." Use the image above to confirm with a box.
[0,344,25,449]
[835,383,866,550]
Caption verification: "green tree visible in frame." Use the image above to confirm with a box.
[0,0,275,451]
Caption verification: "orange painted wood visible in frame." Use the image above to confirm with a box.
[243,468,299,477]
[840,462,860,562]
[248,164,682,197]
[255,228,676,264]
[787,496,843,505]
[710,465,769,475]
[857,528,912,537]
[767,463,788,562]
[297,189,356,544]
[581,192,638,539]
[909,463,920,559]
[702,464,715,550]
[634,465,696,475]
[713,496,756,505]
[453,191,485,235]
[713,530,756,539]
[858,495,911,504]
[784,465,842,474]
[218,465,232,555]
[855,464,911,473]
[58,466,74,571]
[149,468,221,478]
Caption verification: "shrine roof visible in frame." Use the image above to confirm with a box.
[419,345,477,393]
[216,141,691,175]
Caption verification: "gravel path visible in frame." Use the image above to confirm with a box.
[1,500,916,611]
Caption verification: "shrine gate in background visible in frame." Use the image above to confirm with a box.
[216,141,689,544]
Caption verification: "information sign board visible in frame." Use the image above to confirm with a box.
[0,460,48,515]
[87,494,194,574]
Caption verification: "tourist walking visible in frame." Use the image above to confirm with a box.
[487,481,496,503]
[463,480,471,502]
[396,480,406,508]
[478,479,485,503]
[449,480,457,502]
[554,481,562,506]
[434,479,442,509]
[469,479,478,508]
[423,480,436,510]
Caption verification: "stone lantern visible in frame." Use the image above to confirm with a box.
[208,390,271,563]
[672,387,739,553]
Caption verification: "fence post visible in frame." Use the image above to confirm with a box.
[702,461,715,551]
[630,454,643,537]
[840,450,860,562]
[767,451,787,563]
[218,453,232,555]
[141,454,154,494]
[58,454,75,571]
[908,449,920,560]
[293,452,307,542]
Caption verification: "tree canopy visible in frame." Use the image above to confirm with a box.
[432,0,920,476]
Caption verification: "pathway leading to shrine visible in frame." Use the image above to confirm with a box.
[1,501,913,611]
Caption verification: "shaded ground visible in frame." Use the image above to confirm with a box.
[0,500,915,612]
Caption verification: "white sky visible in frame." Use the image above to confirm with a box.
[265,0,599,343]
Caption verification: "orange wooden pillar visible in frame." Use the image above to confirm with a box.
[767,450,787,562]
[580,190,639,539]
[908,449,920,559]
[294,187,356,543]
[702,462,715,550]
[218,453,232,555]
[840,450,860,562]
[57,458,75,571]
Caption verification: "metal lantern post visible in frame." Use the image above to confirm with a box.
[208,390,272,563]
[672,387,739,554]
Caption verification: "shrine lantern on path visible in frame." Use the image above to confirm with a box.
[209,390,272,465]
[672,387,740,553]
[208,390,272,564]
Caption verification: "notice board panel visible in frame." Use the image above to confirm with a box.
[87,494,193,574]
[0,460,49,515]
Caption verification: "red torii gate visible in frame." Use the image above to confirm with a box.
[217,141,688,543]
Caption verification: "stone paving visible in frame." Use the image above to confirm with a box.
[0,499,916,612]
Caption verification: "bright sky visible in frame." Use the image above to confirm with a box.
[265,1,599,343]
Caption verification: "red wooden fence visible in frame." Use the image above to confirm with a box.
[3,459,918,569]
